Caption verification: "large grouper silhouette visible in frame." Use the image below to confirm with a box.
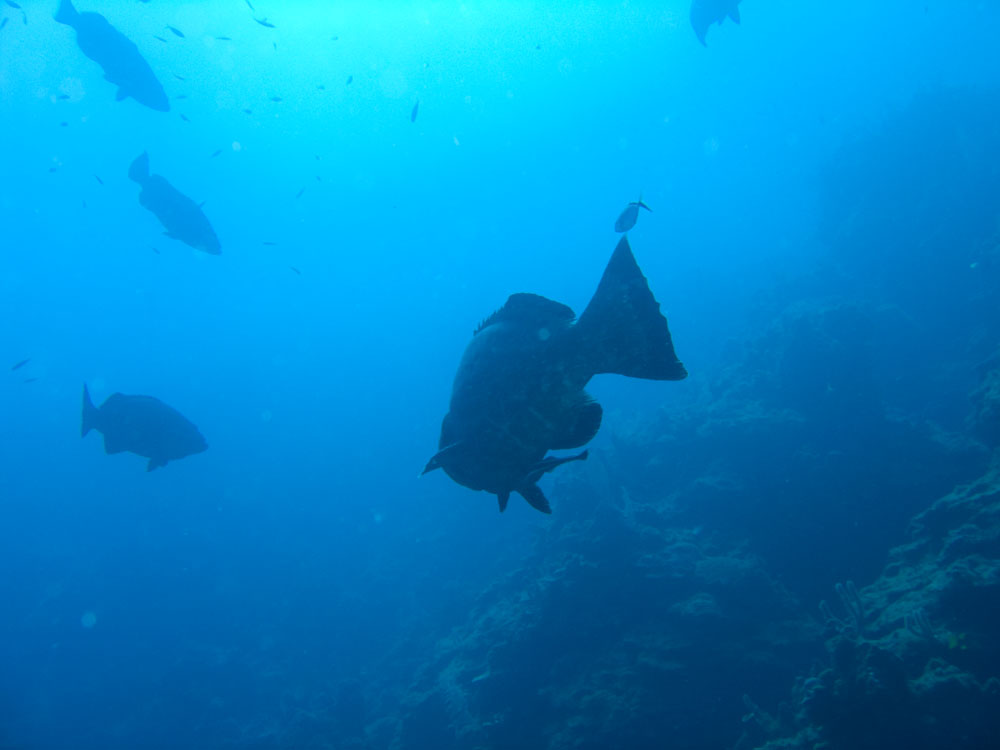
[423,236,687,513]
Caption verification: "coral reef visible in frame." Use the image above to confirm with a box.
[744,461,1000,749]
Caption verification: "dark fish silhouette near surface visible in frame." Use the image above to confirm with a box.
[614,197,651,233]
[411,99,419,123]
[128,152,221,254]
[54,0,169,112]
[690,0,741,46]
[423,236,687,514]
[82,384,207,471]
[10,358,30,371]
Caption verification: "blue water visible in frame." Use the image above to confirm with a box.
[2,2,999,749]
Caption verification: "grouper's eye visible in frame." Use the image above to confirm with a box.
[537,327,551,341]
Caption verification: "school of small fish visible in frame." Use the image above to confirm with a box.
[3,1,733,480]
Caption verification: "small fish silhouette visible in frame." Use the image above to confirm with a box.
[614,197,652,233]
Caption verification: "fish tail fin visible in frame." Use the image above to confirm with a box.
[128,152,150,184]
[54,0,77,25]
[81,384,99,437]
[575,236,687,381]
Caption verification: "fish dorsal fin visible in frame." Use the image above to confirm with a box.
[474,293,575,335]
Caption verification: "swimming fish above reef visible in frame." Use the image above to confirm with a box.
[614,197,651,233]
[690,0,741,46]
[128,152,221,254]
[423,236,687,514]
[81,384,207,471]
[54,0,169,112]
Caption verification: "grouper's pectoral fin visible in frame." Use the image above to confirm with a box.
[147,456,167,472]
[421,442,461,476]
[517,484,551,514]
[497,492,510,513]
[550,397,602,450]
[524,450,589,484]
[514,451,587,513]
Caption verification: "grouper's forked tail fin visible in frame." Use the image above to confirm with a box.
[81,384,99,438]
[54,0,78,26]
[575,236,687,381]
[128,152,150,184]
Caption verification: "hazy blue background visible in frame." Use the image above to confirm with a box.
[1,1,998,748]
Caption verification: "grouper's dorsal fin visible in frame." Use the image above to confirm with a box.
[473,293,576,336]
